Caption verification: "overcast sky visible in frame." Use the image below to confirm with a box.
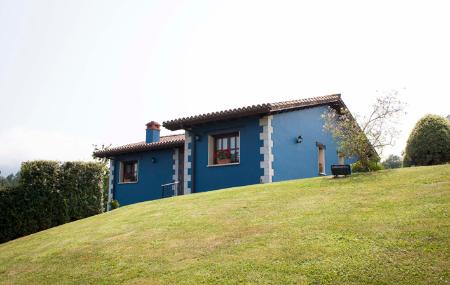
[1,0,449,175]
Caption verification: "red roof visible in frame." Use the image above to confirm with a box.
[95,94,346,158]
[94,134,184,158]
[163,94,344,130]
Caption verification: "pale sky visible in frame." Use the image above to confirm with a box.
[1,0,449,175]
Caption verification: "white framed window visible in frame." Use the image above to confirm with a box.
[119,160,138,183]
[208,132,240,166]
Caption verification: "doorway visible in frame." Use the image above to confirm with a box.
[317,143,326,175]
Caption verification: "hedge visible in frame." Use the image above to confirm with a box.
[60,162,105,220]
[0,161,106,243]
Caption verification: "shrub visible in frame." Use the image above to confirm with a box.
[404,114,450,166]
[351,160,384,172]
[0,160,105,243]
[382,154,403,169]
[110,199,120,210]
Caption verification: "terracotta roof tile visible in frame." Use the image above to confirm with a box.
[163,94,343,130]
[95,94,345,157]
[94,134,184,158]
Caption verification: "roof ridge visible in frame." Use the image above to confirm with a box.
[268,94,341,106]
[160,133,185,138]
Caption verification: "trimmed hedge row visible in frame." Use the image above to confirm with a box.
[0,161,106,243]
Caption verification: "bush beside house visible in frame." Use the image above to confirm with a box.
[351,160,383,172]
[0,161,106,243]
[404,114,450,166]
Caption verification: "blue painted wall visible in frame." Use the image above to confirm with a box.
[111,106,359,207]
[190,117,262,193]
[112,148,175,206]
[271,106,356,182]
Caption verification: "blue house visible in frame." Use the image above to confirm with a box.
[95,94,357,208]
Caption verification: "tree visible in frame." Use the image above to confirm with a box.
[92,144,111,165]
[382,154,402,169]
[403,114,450,166]
[322,90,406,171]
[92,144,112,211]
[0,171,20,188]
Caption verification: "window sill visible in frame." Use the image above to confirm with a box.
[207,162,240,168]
[118,181,138,184]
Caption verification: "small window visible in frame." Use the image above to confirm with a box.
[212,132,240,165]
[120,160,138,183]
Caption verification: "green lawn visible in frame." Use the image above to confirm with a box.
[0,165,449,284]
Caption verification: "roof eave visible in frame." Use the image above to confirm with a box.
[93,141,184,158]
[163,108,271,131]
[163,96,344,130]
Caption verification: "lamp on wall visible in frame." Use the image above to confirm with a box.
[296,135,303,144]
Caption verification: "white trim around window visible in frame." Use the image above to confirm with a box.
[118,160,139,184]
[207,131,240,167]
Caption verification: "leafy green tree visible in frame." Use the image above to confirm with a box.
[403,114,450,166]
[382,154,402,169]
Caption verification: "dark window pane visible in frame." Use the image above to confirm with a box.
[122,161,138,182]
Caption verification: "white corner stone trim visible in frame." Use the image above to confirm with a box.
[183,131,192,194]
[172,148,179,183]
[259,115,274,183]
[107,159,114,211]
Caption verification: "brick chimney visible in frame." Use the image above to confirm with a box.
[146,121,161,143]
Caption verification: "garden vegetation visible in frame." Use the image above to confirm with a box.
[0,161,106,243]
[0,165,448,284]
[404,114,450,166]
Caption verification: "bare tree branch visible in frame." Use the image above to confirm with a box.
[322,89,406,171]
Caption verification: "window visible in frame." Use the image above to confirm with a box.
[211,132,240,165]
[120,160,138,183]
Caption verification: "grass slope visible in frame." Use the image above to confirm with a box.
[1,165,449,285]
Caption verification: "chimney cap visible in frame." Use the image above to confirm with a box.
[146,121,161,130]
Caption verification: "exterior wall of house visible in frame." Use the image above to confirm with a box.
[189,116,262,193]
[112,148,176,206]
[109,105,359,207]
[183,131,192,194]
[259,115,274,183]
[271,105,356,182]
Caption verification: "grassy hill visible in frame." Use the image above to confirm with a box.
[0,165,449,284]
